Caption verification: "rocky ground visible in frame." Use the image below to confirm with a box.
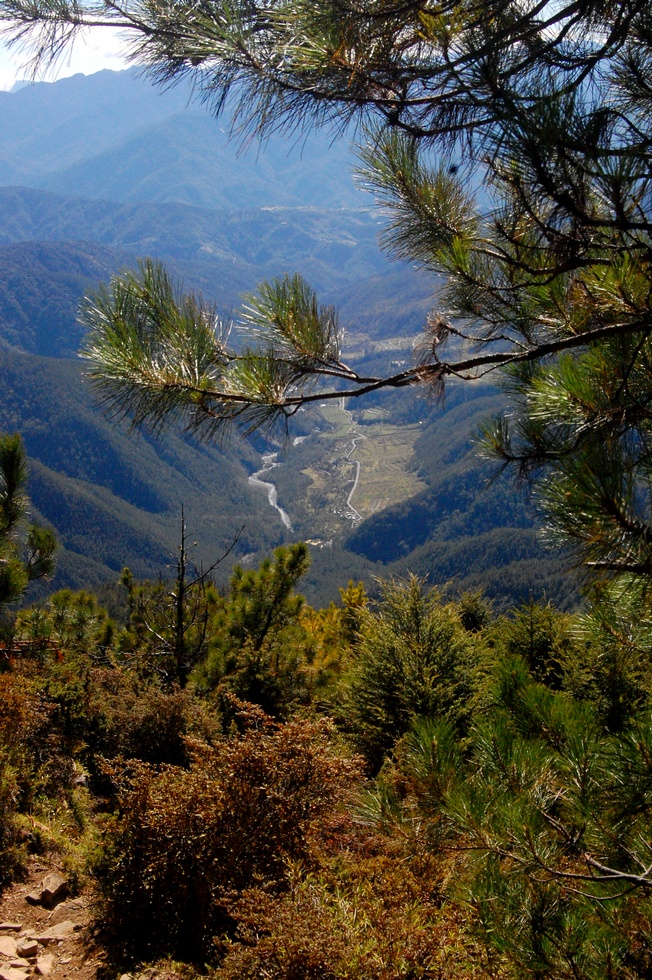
[0,858,191,980]
[0,858,103,980]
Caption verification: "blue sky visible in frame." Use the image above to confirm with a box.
[0,26,129,89]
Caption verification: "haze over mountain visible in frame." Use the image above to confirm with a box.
[0,67,576,607]
[0,68,360,209]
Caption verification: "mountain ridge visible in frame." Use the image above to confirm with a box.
[0,68,575,608]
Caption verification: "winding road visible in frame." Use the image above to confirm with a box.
[340,398,364,522]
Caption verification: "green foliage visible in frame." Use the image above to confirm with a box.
[567,581,652,732]
[348,576,482,769]
[295,580,368,712]
[457,589,493,634]
[196,543,312,716]
[119,556,220,687]
[484,334,652,600]
[487,592,652,733]
[356,631,652,979]
[15,588,114,661]
[0,431,55,607]
[80,262,348,436]
[338,579,368,643]
[488,600,579,691]
[93,709,359,966]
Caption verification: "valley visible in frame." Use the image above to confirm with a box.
[0,11,644,980]
[0,67,577,608]
[253,398,427,544]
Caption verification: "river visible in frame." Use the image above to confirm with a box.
[248,453,292,529]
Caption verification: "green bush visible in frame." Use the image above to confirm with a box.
[347,576,483,770]
[361,654,652,979]
[487,600,577,691]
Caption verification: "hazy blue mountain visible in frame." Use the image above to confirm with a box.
[0,70,202,181]
[0,68,573,609]
[0,68,360,209]
[38,111,362,210]
[0,187,433,337]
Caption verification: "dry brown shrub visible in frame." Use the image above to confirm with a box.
[94,708,361,966]
[88,670,192,766]
[215,849,502,980]
[0,671,70,884]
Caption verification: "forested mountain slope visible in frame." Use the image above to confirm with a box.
[0,350,285,590]
[0,68,358,208]
[0,69,576,606]
[0,187,431,337]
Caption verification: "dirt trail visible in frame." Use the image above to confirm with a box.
[0,855,193,980]
[0,857,102,980]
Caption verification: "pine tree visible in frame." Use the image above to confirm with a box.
[0,432,55,612]
[348,576,479,769]
[361,633,652,979]
[196,542,311,716]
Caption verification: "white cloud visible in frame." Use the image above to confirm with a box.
[0,26,130,90]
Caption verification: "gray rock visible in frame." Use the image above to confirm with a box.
[35,954,56,977]
[25,874,69,910]
[48,901,85,927]
[0,937,17,957]
[40,874,68,909]
[15,939,37,958]
[0,966,29,980]
[32,920,76,944]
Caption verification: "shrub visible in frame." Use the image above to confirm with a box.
[348,577,482,770]
[85,671,193,768]
[0,753,22,888]
[488,600,577,691]
[25,654,218,776]
[214,851,504,980]
[0,672,69,885]
[93,708,360,966]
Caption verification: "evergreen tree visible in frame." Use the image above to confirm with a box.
[118,510,239,685]
[196,542,311,716]
[0,432,55,612]
[359,639,652,979]
[348,576,479,769]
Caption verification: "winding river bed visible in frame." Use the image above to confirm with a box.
[248,453,292,530]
